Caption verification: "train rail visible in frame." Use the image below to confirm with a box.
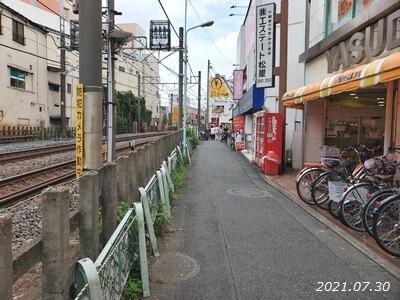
[0,132,169,208]
[0,161,76,207]
[0,132,168,165]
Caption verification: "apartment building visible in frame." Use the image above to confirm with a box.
[0,0,162,131]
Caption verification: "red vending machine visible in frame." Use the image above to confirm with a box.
[253,112,283,175]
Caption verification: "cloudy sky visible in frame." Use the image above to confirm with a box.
[112,0,248,106]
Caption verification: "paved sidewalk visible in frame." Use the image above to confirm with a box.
[148,141,400,300]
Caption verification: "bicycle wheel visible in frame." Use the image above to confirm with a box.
[328,200,340,218]
[372,195,400,257]
[311,171,346,210]
[296,167,324,205]
[362,188,397,237]
[339,182,377,231]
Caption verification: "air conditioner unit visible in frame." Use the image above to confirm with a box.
[72,0,79,14]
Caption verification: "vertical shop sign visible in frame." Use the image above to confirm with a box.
[266,114,278,144]
[256,3,275,88]
[233,70,244,100]
[233,115,245,150]
[76,84,83,179]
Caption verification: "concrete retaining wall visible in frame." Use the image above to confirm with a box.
[0,131,183,298]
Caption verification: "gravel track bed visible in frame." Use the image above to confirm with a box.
[1,137,142,297]
[1,151,79,254]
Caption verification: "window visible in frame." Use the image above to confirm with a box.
[118,66,125,72]
[326,0,379,35]
[67,83,72,94]
[10,67,26,89]
[49,82,60,92]
[12,19,25,44]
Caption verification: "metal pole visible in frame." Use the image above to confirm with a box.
[197,71,201,128]
[184,24,213,153]
[206,59,210,128]
[60,16,66,138]
[106,0,116,162]
[170,93,173,130]
[183,31,188,152]
[178,27,184,130]
[137,73,141,133]
[79,0,103,169]
[279,0,288,172]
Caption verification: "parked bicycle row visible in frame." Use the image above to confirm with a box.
[296,144,400,257]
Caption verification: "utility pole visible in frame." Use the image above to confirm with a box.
[106,0,116,162]
[178,27,184,130]
[206,59,211,128]
[197,71,201,128]
[276,0,288,171]
[170,93,173,130]
[79,0,103,169]
[137,72,141,133]
[60,16,66,139]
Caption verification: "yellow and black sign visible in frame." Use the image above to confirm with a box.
[76,84,83,179]
[210,77,231,99]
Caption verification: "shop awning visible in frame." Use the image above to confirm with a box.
[282,51,400,108]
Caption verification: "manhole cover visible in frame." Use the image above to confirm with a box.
[225,188,270,198]
[150,252,200,283]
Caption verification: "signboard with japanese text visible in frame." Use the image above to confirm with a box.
[210,77,231,99]
[256,3,275,88]
[233,115,245,150]
[233,70,244,100]
[76,84,83,179]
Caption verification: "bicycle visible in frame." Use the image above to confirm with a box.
[372,193,400,257]
[296,145,346,205]
[310,145,377,215]
[339,153,398,232]
[361,186,398,236]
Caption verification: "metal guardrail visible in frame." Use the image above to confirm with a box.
[74,203,149,299]
[73,143,189,299]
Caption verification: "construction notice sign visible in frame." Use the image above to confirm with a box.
[210,77,230,99]
[76,84,83,179]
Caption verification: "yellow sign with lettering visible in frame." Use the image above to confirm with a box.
[210,77,230,99]
[76,84,83,179]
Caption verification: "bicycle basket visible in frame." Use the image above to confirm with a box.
[328,181,346,203]
[319,145,341,158]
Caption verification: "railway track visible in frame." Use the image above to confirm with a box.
[0,132,169,207]
[0,144,76,164]
[0,161,76,206]
[0,132,167,164]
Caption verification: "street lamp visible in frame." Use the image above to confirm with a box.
[183,20,214,154]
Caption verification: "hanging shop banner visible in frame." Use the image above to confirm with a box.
[233,70,244,100]
[76,84,84,179]
[256,3,275,88]
[233,115,245,150]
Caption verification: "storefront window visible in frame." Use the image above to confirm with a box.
[326,0,380,36]
[325,116,384,147]
[360,117,384,145]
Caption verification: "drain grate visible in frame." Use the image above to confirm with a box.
[225,188,270,198]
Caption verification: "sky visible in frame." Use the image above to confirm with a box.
[112,0,248,107]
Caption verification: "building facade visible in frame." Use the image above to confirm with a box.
[282,0,400,169]
[233,0,305,166]
[0,0,162,132]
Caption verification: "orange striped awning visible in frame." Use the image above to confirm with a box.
[282,52,400,108]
